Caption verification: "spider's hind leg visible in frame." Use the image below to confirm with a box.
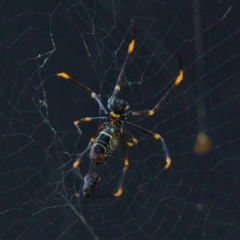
[113,133,129,197]
[125,121,171,170]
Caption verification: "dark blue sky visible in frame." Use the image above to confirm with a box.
[0,1,240,239]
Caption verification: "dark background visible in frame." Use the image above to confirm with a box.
[0,0,240,239]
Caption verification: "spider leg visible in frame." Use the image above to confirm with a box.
[125,121,171,170]
[39,73,108,114]
[122,126,138,147]
[129,54,183,117]
[73,125,105,179]
[113,133,129,197]
[73,142,93,179]
[74,116,107,135]
[110,27,136,98]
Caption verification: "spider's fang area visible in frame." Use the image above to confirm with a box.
[110,112,121,123]
[110,112,120,119]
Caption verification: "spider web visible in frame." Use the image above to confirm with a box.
[0,0,240,239]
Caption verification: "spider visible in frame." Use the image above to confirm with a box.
[44,27,183,197]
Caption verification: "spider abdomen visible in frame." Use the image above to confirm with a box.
[90,127,120,165]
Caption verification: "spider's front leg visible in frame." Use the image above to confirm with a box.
[74,116,107,135]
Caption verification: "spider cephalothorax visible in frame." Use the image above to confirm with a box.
[108,96,129,114]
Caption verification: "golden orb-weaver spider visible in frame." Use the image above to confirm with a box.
[42,27,183,197]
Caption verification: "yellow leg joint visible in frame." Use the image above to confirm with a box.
[148,110,154,116]
[132,137,138,145]
[174,70,183,86]
[73,159,80,169]
[57,72,71,80]
[84,117,92,121]
[153,133,161,140]
[126,141,134,147]
[113,187,123,197]
[128,39,135,54]
[164,156,171,170]
[115,85,120,91]
[124,158,129,166]
[74,120,79,125]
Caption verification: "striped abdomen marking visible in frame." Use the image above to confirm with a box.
[90,128,120,165]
